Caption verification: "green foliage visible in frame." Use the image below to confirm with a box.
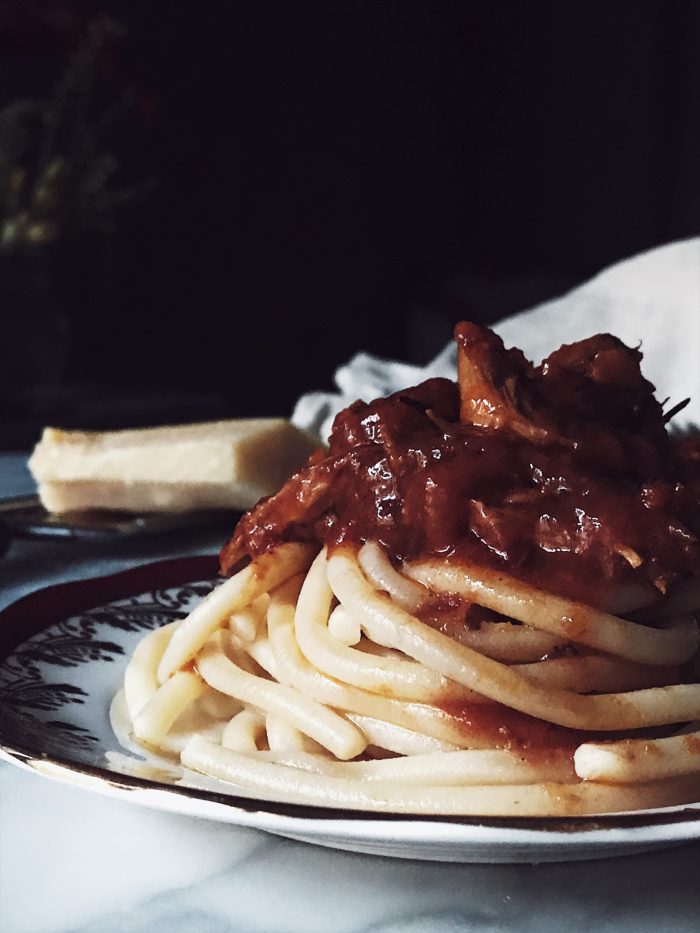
[0,18,149,252]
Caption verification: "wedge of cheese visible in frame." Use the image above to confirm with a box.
[28,419,319,514]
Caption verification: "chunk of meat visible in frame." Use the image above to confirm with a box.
[454,321,550,442]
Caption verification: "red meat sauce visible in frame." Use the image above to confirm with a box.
[439,698,586,760]
[221,322,700,610]
[218,323,700,755]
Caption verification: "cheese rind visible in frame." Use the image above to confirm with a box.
[29,419,318,514]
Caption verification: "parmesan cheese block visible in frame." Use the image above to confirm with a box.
[28,419,319,514]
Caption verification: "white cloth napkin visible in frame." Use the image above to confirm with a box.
[293,238,700,441]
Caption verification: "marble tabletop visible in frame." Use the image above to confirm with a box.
[1,452,699,933]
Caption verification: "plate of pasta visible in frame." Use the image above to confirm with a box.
[2,322,700,863]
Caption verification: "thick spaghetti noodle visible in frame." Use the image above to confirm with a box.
[119,323,700,815]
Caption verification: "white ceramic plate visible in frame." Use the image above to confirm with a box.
[2,556,699,864]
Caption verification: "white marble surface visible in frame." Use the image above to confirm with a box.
[2,452,700,933]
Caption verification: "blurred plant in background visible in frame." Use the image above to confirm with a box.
[0,8,157,442]
[0,15,150,254]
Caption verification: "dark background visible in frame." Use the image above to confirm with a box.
[1,1,699,445]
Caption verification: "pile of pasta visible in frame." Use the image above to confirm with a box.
[122,540,700,816]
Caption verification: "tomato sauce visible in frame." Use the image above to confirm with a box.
[221,324,700,606]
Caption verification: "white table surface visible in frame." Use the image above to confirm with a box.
[1,452,699,933]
